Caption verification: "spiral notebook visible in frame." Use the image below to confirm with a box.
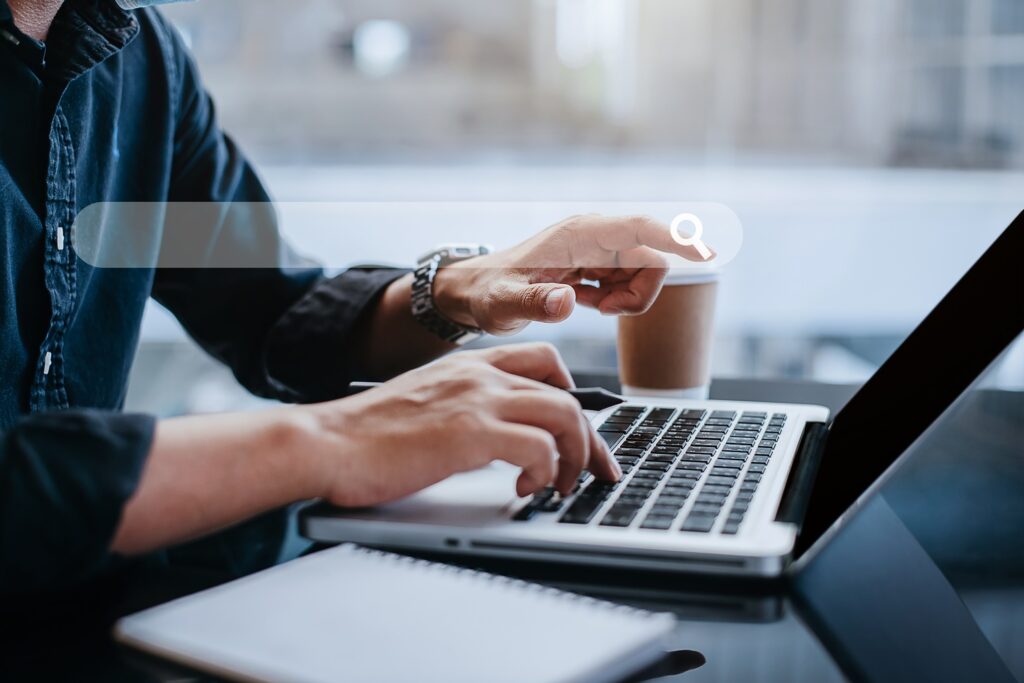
[115,544,676,683]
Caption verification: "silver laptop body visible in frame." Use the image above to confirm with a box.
[303,397,829,577]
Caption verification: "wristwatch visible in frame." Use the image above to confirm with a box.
[411,244,492,346]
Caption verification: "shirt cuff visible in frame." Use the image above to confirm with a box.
[264,267,409,403]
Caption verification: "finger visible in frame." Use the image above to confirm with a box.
[491,282,575,325]
[488,423,559,496]
[585,419,621,482]
[596,266,668,315]
[474,342,575,389]
[584,215,716,263]
[495,373,621,486]
[496,391,589,495]
[571,283,607,309]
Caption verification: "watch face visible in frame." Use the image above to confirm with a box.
[449,246,477,258]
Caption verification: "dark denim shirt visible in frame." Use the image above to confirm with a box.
[0,0,403,594]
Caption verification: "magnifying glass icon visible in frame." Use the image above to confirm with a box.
[670,213,713,261]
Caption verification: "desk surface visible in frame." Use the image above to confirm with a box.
[3,378,1022,683]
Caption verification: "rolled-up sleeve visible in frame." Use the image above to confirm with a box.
[0,411,155,595]
[263,268,409,403]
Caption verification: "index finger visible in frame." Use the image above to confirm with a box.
[472,342,575,389]
[584,215,714,263]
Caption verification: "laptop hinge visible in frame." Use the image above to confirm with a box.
[775,422,829,527]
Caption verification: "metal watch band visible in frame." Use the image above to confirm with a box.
[410,251,484,346]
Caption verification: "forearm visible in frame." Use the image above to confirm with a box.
[111,409,323,556]
[353,273,457,379]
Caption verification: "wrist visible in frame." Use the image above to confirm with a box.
[431,261,481,328]
[266,406,341,501]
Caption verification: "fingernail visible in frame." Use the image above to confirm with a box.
[613,460,623,479]
[545,289,568,316]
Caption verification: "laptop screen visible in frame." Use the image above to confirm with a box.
[795,211,1024,557]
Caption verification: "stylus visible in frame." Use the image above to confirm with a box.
[344,382,626,411]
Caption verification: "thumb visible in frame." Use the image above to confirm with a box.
[511,283,576,323]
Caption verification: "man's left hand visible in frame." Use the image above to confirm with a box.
[433,214,713,335]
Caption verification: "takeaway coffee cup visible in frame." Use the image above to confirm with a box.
[617,273,718,399]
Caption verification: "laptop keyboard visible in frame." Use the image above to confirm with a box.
[513,406,787,534]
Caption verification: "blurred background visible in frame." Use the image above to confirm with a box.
[129,0,1024,415]
[130,5,1023,670]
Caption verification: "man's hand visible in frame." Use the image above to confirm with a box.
[306,343,620,507]
[433,214,713,335]
[114,342,618,556]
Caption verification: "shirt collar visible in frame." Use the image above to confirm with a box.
[2,0,141,81]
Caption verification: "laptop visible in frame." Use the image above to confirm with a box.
[302,212,1023,577]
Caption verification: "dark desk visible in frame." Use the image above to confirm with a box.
[4,379,1022,682]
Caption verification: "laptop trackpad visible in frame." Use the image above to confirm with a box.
[344,462,522,527]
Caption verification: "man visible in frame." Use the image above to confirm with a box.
[0,0,703,593]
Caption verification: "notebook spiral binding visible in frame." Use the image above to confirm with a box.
[347,544,658,620]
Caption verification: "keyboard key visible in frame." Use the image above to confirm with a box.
[696,492,729,504]
[700,484,733,496]
[641,515,676,530]
[640,461,671,472]
[560,500,602,524]
[599,431,624,449]
[630,472,663,482]
[600,510,639,527]
[656,495,689,507]
[681,515,717,532]
[747,464,767,474]
[677,462,706,472]
[717,452,747,462]
[752,455,771,465]
[722,522,741,535]
[739,481,759,492]
[617,493,652,505]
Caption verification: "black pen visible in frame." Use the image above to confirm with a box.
[344,381,626,411]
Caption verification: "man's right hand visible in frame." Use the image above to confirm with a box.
[113,342,619,556]
[304,343,621,508]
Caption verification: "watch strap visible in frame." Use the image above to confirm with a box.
[411,254,482,345]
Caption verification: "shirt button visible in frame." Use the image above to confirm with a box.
[56,226,65,251]
[42,351,53,376]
